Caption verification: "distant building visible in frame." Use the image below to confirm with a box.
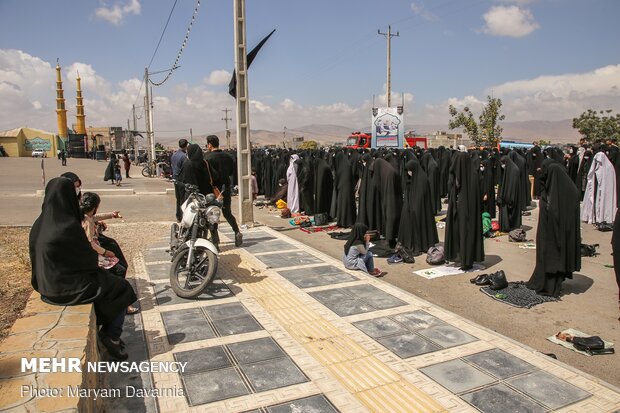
[427,131,464,148]
[0,127,59,157]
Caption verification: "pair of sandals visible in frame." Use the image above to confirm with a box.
[470,270,508,290]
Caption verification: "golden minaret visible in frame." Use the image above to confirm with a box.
[55,60,68,138]
[75,72,86,135]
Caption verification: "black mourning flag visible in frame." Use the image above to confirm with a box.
[229,29,276,99]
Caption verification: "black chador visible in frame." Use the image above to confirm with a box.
[421,152,441,214]
[437,146,451,198]
[371,158,402,246]
[357,154,381,230]
[509,150,531,209]
[29,177,136,325]
[295,155,314,215]
[397,159,439,253]
[527,146,543,198]
[333,152,356,227]
[445,152,484,270]
[313,156,333,216]
[575,150,593,200]
[497,155,523,232]
[480,159,496,218]
[527,161,580,297]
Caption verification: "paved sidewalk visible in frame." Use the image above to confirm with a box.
[127,225,620,413]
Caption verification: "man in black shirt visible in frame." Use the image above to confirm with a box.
[171,139,188,222]
[205,135,243,247]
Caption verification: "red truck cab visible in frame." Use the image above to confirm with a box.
[344,131,428,149]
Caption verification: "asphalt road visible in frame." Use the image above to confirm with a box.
[2,157,619,387]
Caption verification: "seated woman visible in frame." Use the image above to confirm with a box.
[342,223,382,277]
[80,192,139,314]
[30,177,137,360]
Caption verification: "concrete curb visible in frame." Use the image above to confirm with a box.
[34,188,172,197]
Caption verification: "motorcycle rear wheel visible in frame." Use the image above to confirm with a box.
[170,245,217,298]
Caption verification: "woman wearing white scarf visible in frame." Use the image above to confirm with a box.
[581,151,617,224]
[286,154,300,214]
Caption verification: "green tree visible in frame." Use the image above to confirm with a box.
[537,139,551,146]
[449,95,505,146]
[297,140,319,150]
[573,109,620,143]
[155,142,165,151]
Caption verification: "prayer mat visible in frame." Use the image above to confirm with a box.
[480,281,559,308]
[414,263,485,279]
[547,328,614,357]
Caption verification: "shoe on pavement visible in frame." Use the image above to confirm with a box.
[370,268,384,277]
[387,254,403,264]
[235,232,243,247]
[101,335,128,360]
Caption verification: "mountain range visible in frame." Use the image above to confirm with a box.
[155,119,581,147]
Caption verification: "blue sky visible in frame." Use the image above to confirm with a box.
[1,0,619,136]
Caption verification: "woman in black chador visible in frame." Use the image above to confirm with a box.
[497,155,523,232]
[333,151,356,228]
[421,151,441,215]
[178,143,217,199]
[397,159,439,254]
[29,177,136,360]
[480,158,496,218]
[575,150,593,200]
[372,158,402,248]
[313,155,333,216]
[295,154,314,215]
[445,152,484,270]
[527,160,581,297]
[357,153,381,230]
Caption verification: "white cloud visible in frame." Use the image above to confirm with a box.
[482,6,539,38]
[410,2,438,22]
[204,70,232,86]
[94,0,141,26]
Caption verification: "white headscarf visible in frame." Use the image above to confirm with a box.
[581,151,617,224]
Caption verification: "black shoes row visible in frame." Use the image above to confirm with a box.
[470,270,508,290]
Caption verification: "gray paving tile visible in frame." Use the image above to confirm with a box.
[344,284,384,298]
[322,298,375,317]
[279,271,357,289]
[420,359,496,394]
[182,367,250,406]
[256,251,324,268]
[279,265,347,278]
[418,325,478,348]
[392,310,446,331]
[174,346,232,374]
[145,262,171,281]
[340,285,407,310]
[353,317,409,339]
[204,302,249,320]
[309,288,353,304]
[267,395,340,413]
[227,337,286,365]
[212,314,263,336]
[240,231,275,240]
[161,310,216,345]
[461,384,545,413]
[153,280,234,306]
[464,349,536,380]
[239,357,308,392]
[244,240,297,254]
[144,248,171,263]
[507,371,591,410]
[377,333,441,359]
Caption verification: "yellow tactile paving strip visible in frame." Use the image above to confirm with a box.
[224,262,446,413]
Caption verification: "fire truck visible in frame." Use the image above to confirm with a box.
[344,131,428,149]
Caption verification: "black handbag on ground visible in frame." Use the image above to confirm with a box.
[395,243,415,264]
[489,270,508,290]
[596,222,613,232]
[580,243,599,257]
[314,212,329,226]
[571,336,614,355]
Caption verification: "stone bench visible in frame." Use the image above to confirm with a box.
[0,291,104,413]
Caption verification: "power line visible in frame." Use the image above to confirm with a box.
[147,0,179,70]
[149,0,201,87]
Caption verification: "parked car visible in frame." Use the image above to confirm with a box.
[31,150,47,158]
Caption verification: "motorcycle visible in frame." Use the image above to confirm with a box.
[169,183,222,298]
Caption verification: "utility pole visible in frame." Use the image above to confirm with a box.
[378,25,399,107]
[144,68,155,166]
[190,128,193,144]
[222,108,232,149]
[132,104,139,162]
[234,0,253,225]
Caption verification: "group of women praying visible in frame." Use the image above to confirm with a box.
[251,142,620,300]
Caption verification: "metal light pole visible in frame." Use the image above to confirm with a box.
[378,26,399,107]
[234,0,253,225]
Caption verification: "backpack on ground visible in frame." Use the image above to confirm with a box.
[426,246,445,265]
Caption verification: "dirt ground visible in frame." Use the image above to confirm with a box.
[0,228,33,342]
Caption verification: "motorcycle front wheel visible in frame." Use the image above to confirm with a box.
[169,245,217,298]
